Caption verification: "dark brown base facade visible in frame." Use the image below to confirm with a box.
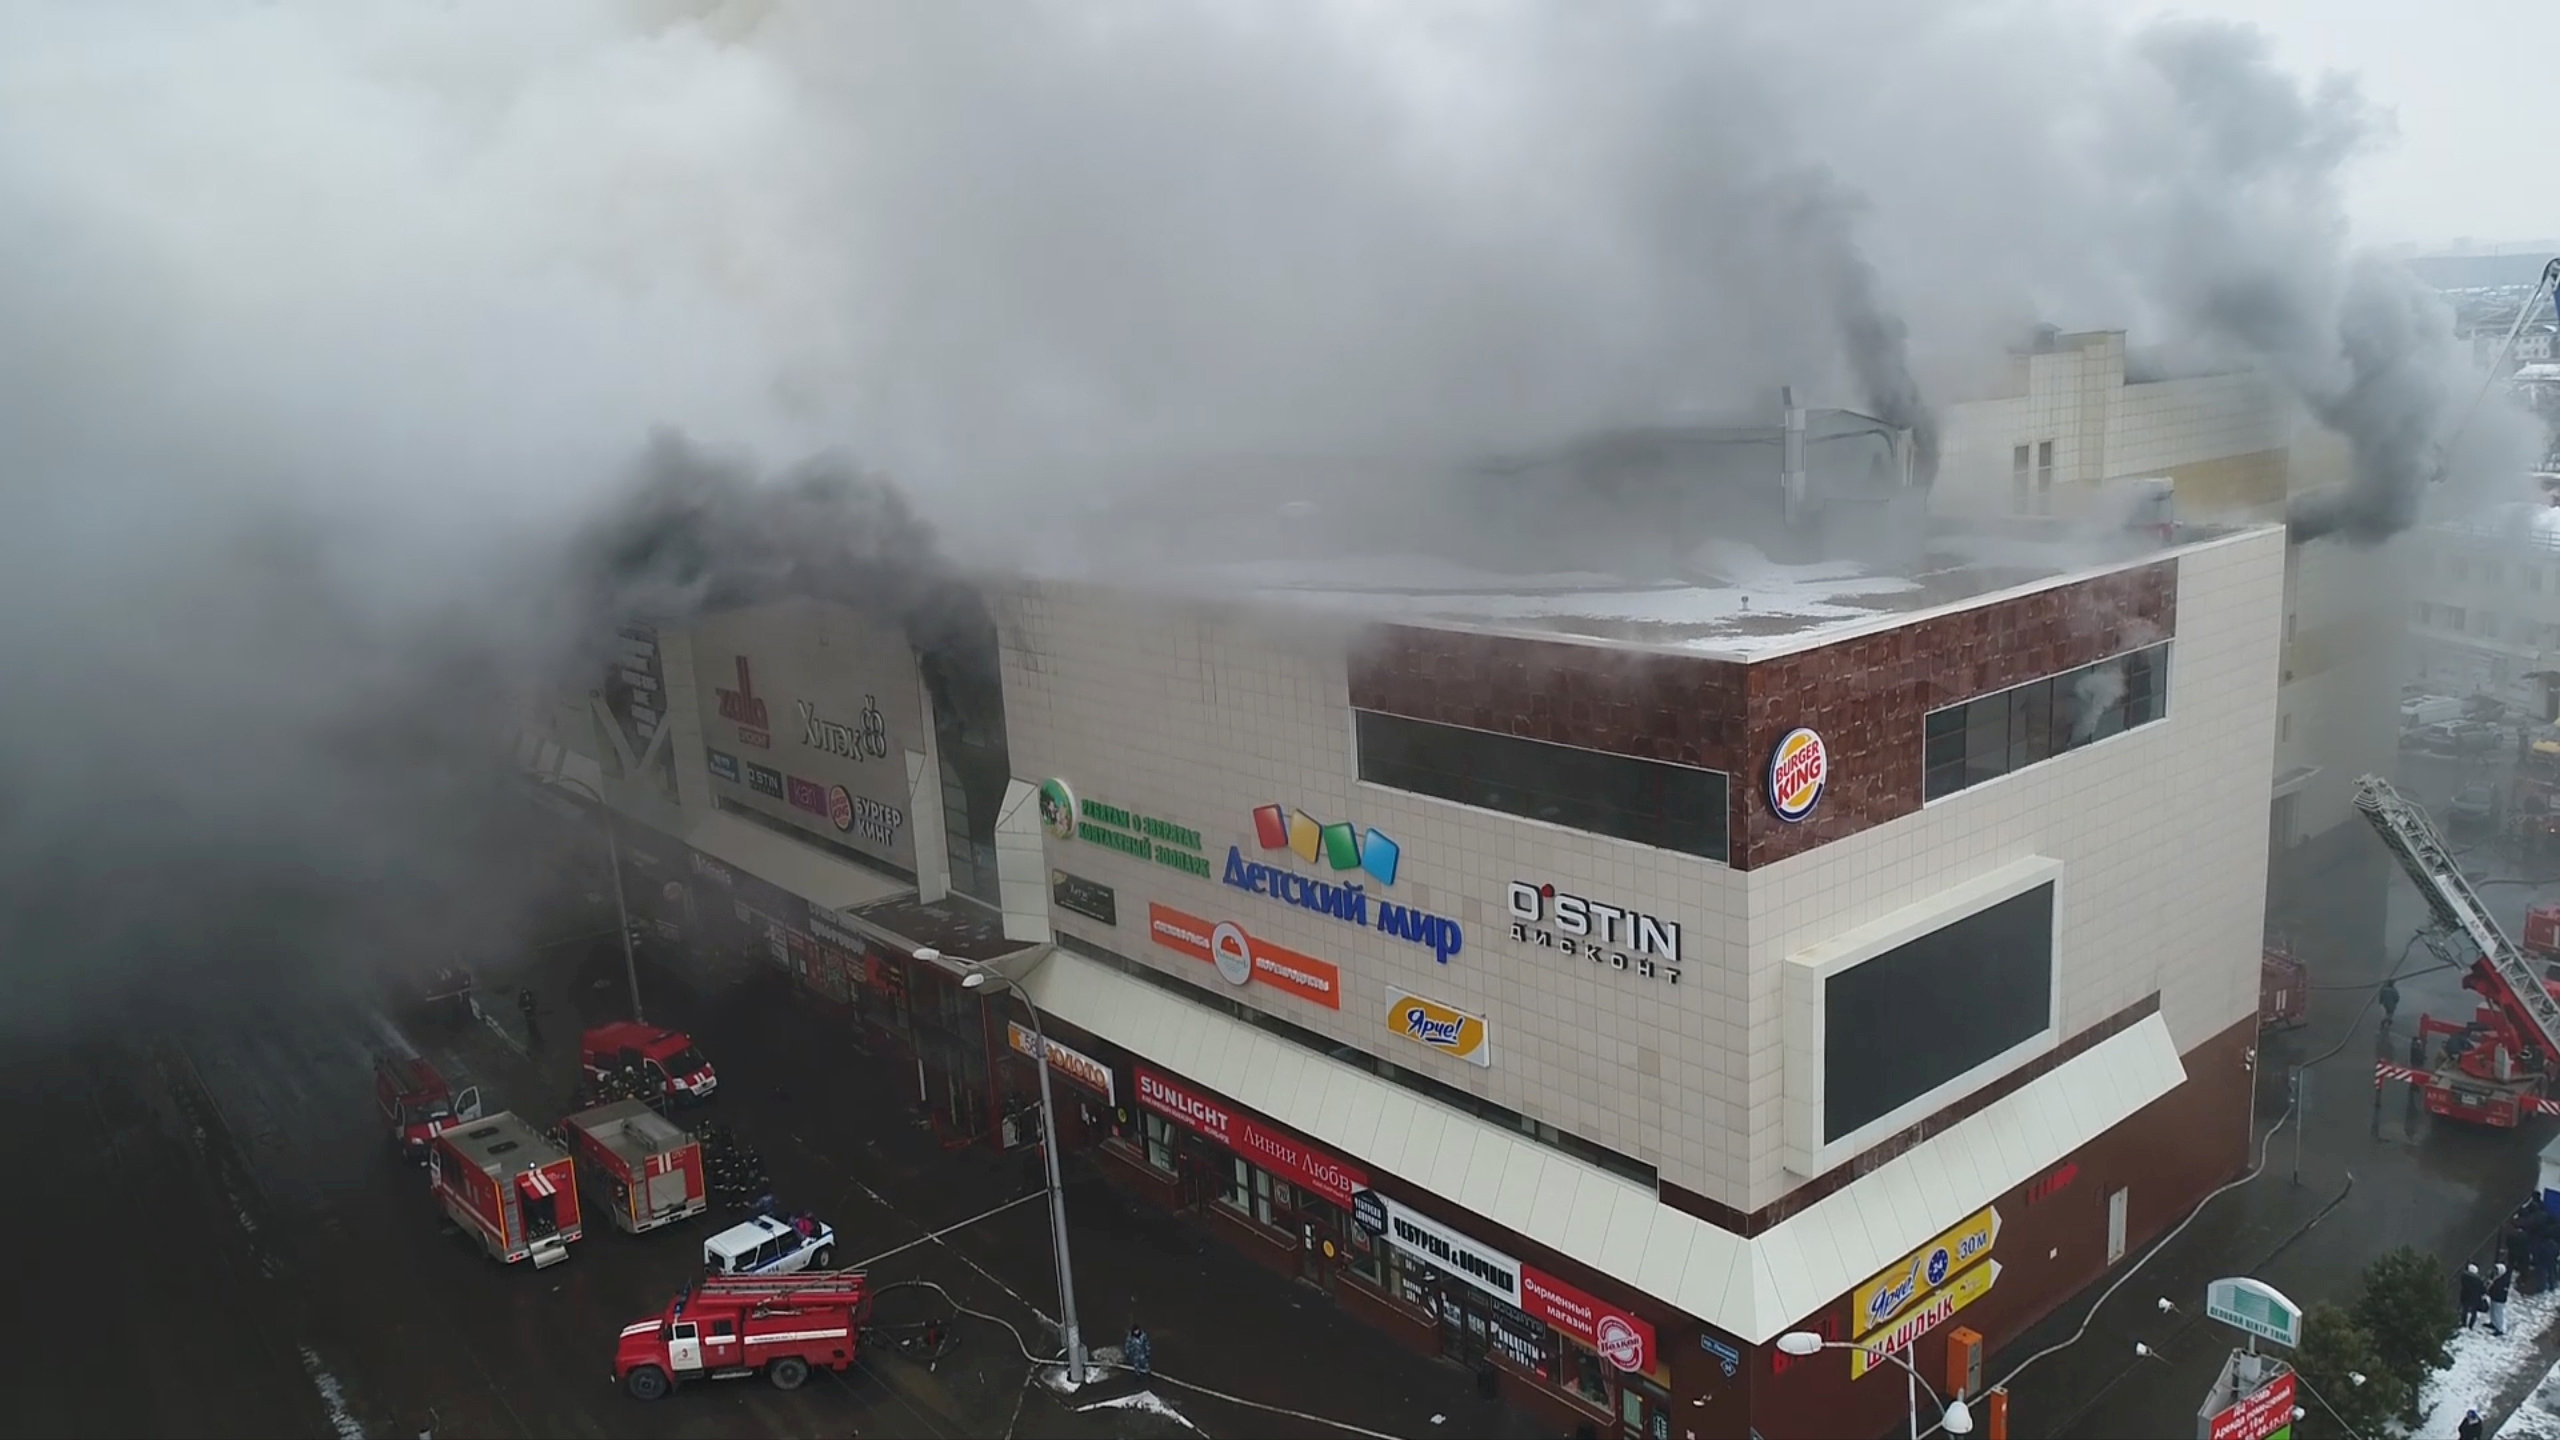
[1741,1015,2256,1440]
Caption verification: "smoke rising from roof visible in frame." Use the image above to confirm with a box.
[0,0,2528,1028]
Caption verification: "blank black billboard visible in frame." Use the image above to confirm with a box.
[1823,882,2055,1144]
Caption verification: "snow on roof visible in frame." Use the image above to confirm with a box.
[1147,524,2220,661]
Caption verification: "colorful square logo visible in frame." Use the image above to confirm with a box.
[1251,804,1399,885]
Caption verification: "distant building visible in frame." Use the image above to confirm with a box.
[2405,494,2560,719]
[1930,329,2399,860]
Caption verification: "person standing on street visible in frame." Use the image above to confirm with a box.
[2462,1406,2486,1440]
[518,986,541,1048]
[2491,1264,2513,1335]
[2533,1230,2558,1295]
[1124,1323,1152,1379]
[2409,1028,2432,1137]
[2462,1264,2488,1328]
[2379,979,2401,1036]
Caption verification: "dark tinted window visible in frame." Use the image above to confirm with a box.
[1355,711,1729,862]
[1922,643,2171,801]
[1824,883,2055,1142]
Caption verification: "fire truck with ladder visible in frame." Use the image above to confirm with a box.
[2360,775,2560,1127]
[613,1271,871,1401]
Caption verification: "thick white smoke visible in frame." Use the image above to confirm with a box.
[0,0,2530,1027]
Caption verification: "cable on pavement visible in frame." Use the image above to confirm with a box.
[850,1190,1046,1270]
[871,1277,1416,1440]
[1966,1090,2296,1425]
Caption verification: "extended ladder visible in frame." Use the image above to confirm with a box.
[2352,774,2560,1057]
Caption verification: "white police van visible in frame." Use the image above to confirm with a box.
[703,1212,838,1277]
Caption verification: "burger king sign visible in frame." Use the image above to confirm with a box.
[1767,727,1829,823]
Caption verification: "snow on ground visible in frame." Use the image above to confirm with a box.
[1076,1389,1202,1434]
[2417,1288,2560,1438]
[2500,1359,2560,1440]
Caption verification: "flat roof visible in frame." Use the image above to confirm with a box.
[853,895,1036,963]
[1138,522,2238,662]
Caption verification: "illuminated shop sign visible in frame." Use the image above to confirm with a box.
[1134,1066,1367,1207]
[1226,806,1462,964]
[1504,881,1681,984]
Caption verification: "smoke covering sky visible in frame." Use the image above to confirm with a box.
[0,0,2544,1027]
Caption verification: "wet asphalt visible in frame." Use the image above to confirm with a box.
[2000,746,2560,1439]
[0,871,1541,1440]
[19,749,2555,1439]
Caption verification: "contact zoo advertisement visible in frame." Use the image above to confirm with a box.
[691,599,926,872]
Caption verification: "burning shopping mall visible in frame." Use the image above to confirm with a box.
[522,419,2285,1438]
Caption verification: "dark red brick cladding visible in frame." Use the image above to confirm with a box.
[1345,560,2176,870]
[1747,1013,2255,1440]
[1658,994,2163,1237]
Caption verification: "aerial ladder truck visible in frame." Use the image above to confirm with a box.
[2358,774,2560,1127]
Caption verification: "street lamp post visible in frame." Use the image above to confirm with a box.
[1774,1332,1974,1440]
[537,774,646,1026]
[953,953,1088,1386]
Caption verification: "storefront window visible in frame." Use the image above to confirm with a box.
[1219,1156,1252,1215]
[1347,1222,1386,1285]
[1141,1112,1177,1174]
[1561,1334,1611,1409]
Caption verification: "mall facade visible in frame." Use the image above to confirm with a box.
[523,511,2285,1439]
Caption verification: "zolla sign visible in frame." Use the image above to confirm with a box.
[2205,1276,2302,1349]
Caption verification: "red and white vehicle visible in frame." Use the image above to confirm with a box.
[581,1022,718,1103]
[428,1111,583,1268]
[564,1098,707,1234]
[374,1052,480,1160]
[2359,776,2560,1128]
[614,1272,871,1401]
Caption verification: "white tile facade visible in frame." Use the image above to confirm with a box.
[997,526,2285,1215]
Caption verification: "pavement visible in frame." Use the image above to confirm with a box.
[0,852,1551,1439]
[1991,746,2560,1439]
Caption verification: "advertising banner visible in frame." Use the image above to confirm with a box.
[1134,1066,1368,1207]
[2208,1369,2296,1440]
[1147,904,1341,1008]
[1007,1022,1115,1104]
[690,601,922,871]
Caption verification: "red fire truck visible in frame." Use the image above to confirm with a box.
[428,1112,583,1268]
[581,1022,718,1104]
[374,1052,480,1160]
[2359,777,2560,1128]
[564,1098,707,1234]
[614,1272,871,1401]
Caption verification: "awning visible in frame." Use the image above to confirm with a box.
[682,808,911,914]
[1023,944,2187,1343]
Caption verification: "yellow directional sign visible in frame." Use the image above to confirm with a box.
[1854,1205,2002,1338]
[1851,1260,2001,1379]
